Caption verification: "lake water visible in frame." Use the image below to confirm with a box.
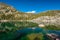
[0,22,60,40]
[15,27,60,40]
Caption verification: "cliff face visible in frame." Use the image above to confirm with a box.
[32,12,60,26]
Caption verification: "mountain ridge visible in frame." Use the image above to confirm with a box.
[0,3,60,20]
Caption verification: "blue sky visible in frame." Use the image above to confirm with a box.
[0,0,60,13]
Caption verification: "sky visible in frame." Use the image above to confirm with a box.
[0,0,60,13]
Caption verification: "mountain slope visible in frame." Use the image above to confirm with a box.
[0,3,37,20]
[32,10,60,26]
[0,3,60,21]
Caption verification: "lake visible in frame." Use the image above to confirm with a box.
[0,22,60,40]
[14,27,60,40]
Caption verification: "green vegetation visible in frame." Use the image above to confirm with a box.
[0,31,16,40]
[0,21,38,31]
[20,33,44,40]
[0,21,38,40]
[43,25,60,30]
